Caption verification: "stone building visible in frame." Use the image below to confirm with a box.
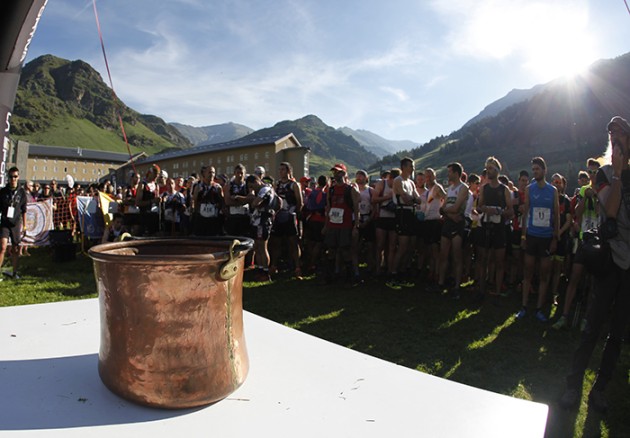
[9,140,144,185]
[115,132,309,185]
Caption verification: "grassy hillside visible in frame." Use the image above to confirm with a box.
[12,117,170,155]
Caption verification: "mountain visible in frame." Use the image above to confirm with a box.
[338,127,416,158]
[239,115,379,176]
[170,122,254,146]
[11,54,191,154]
[371,52,630,192]
[463,84,544,127]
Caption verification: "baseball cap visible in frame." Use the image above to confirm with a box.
[356,169,368,178]
[330,163,347,173]
[300,176,311,184]
[607,116,630,135]
[254,166,265,176]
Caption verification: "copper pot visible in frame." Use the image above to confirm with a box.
[88,237,253,409]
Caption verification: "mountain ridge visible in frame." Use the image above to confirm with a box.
[12,54,191,155]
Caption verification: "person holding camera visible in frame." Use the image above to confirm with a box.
[560,116,630,413]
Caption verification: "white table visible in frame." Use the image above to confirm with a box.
[0,299,547,437]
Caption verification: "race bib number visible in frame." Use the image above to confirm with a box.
[329,207,344,224]
[164,208,175,222]
[200,203,218,218]
[230,205,249,215]
[7,206,15,219]
[532,207,551,228]
[125,205,140,214]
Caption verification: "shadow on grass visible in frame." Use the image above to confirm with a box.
[243,274,630,438]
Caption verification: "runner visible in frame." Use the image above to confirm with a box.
[475,157,513,300]
[245,174,278,282]
[322,163,360,284]
[192,165,225,236]
[223,163,251,238]
[517,156,560,322]
[434,162,468,299]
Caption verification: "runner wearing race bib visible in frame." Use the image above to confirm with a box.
[161,177,186,236]
[517,156,560,322]
[192,165,225,236]
[435,162,469,299]
[223,164,251,238]
[475,157,513,300]
[245,174,278,282]
[322,163,359,284]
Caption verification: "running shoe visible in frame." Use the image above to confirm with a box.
[515,308,527,319]
[535,310,548,323]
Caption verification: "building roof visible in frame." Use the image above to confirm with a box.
[29,144,139,163]
[137,133,304,165]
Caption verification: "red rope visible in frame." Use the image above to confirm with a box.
[92,0,137,177]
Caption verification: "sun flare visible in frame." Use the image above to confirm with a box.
[519,7,597,80]
[523,31,597,80]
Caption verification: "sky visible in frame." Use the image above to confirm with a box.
[24,0,630,145]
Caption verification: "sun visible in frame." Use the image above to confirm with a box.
[524,37,597,80]
[521,13,598,81]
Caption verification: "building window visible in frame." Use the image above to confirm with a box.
[217,158,222,164]
[43,166,47,171]
[83,169,87,174]
[207,158,212,165]
[53,166,57,172]
[264,151,270,159]
[73,167,77,173]
[254,152,259,160]
[33,165,37,171]
[183,162,188,169]
[173,163,179,169]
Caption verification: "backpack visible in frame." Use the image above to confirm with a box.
[266,189,283,212]
[305,187,327,213]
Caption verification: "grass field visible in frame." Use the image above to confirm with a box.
[1,247,628,437]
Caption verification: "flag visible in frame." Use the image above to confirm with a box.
[98,192,119,227]
[76,196,105,239]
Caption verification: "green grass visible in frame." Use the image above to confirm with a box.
[2,248,629,437]
[14,116,171,155]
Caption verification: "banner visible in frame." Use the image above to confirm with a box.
[22,198,54,246]
[76,195,105,239]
